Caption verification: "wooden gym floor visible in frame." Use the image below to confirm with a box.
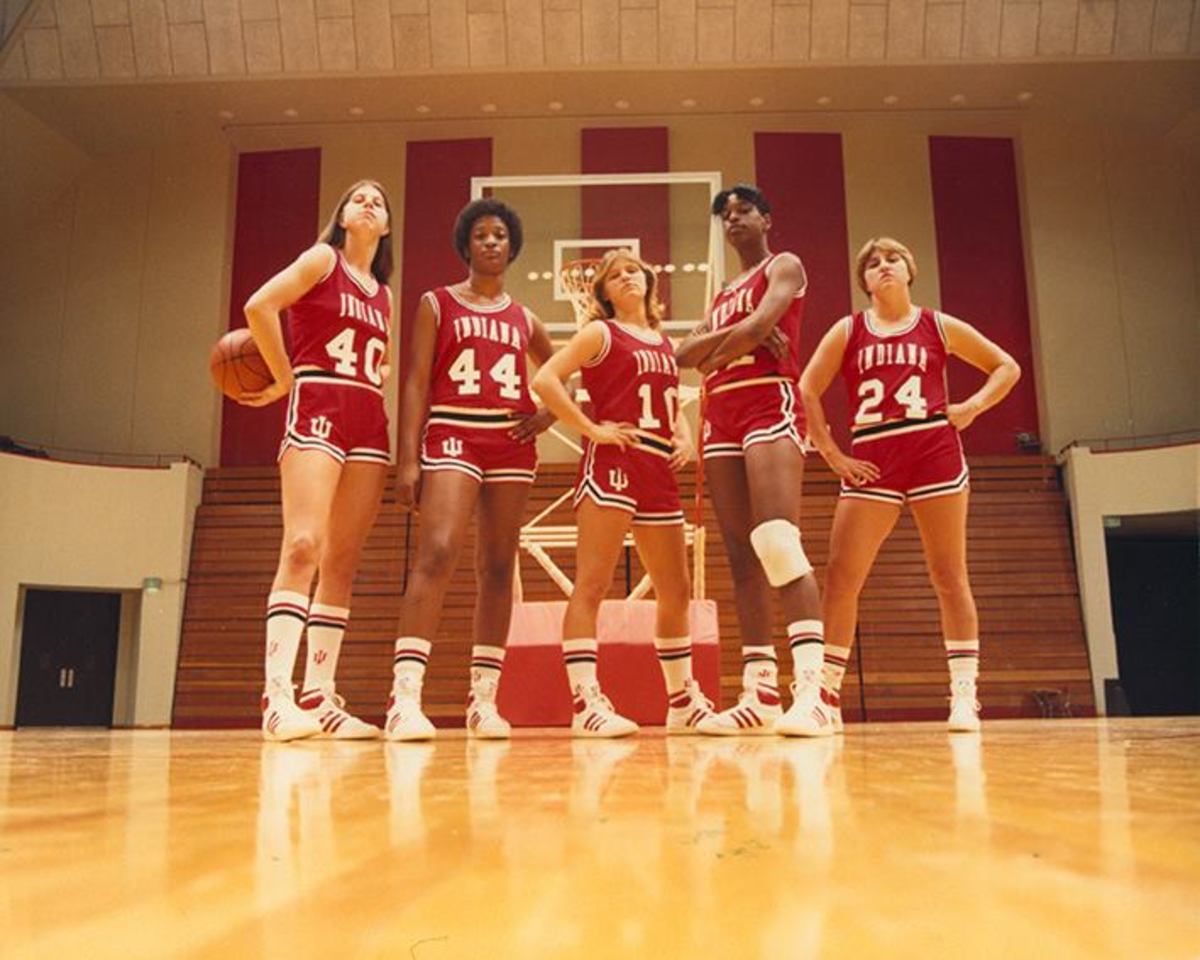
[2,718,1198,959]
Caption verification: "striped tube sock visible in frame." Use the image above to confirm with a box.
[945,639,980,682]
[470,644,506,688]
[392,636,432,691]
[265,590,310,690]
[787,619,825,682]
[303,603,349,691]
[654,635,693,696]
[563,638,599,692]
[741,644,778,691]
[822,644,852,695]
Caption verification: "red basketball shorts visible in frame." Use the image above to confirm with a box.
[279,373,390,465]
[840,417,969,505]
[702,378,805,459]
[573,441,684,526]
[421,408,537,485]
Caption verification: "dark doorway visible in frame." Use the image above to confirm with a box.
[1105,512,1200,716]
[16,589,122,727]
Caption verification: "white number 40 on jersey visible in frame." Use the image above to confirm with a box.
[325,328,386,386]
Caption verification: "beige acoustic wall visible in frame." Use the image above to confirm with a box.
[3,103,1197,467]
[1062,444,1200,713]
[1022,115,1200,453]
[0,454,203,727]
[0,94,232,465]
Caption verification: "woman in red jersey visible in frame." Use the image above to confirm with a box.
[242,179,394,742]
[800,237,1021,732]
[531,248,715,738]
[676,184,833,738]
[386,198,556,741]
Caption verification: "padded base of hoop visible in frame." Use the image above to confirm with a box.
[496,599,720,726]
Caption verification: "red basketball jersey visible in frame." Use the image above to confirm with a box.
[427,287,536,415]
[582,320,679,450]
[704,251,805,392]
[841,307,950,434]
[288,246,391,389]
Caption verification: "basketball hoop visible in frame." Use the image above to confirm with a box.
[559,258,602,328]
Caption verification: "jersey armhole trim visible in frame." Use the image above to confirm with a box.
[581,321,612,368]
[766,251,807,298]
[932,310,949,347]
[422,289,441,327]
[314,243,338,285]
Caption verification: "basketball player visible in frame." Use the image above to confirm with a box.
[799,237,1020,732]
[241,179,394,741]
[531,249,715,738]
[675,185,833,737]
[386,199,556,741]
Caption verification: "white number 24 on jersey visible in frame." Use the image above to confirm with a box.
[855,374,927,424]
[448,348,522,400]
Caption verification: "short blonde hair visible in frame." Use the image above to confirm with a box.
[589,248,665,327]
[854,237,917,296]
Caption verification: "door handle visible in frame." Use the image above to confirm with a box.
[68,668,75,688]
[59,668,67,688]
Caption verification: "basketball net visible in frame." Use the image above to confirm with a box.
[559,258,602,329]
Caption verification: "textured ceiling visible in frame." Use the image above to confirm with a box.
[1,0,1196,84]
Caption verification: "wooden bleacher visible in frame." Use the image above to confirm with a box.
[173,455,1093,727]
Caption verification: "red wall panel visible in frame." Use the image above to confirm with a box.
[580,127,672,312]
[398,139,493,421]
[754,132,854,446]
[929,136,1039,454]
[220,148,321,466]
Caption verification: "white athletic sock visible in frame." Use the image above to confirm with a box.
[654,635,693,696]
[392,636,432,693]
[302,603,349,691]
[563,638,599,692]
[741,644,778,691]
[822,644,852,694]
[787,619,824,682]
[265,590,310,692]
[946,639,980,683]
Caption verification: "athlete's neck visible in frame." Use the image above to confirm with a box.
[613,306,650,330]
[735,240,771,272]
[341,234,378,283]
[870,290,913,324]
[462,272,506,301]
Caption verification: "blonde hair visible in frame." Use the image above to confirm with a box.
[854,237,917,296]
[589,248,665,328]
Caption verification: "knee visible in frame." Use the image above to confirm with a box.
[927,562,971,599]
[415,538,458,583]
[749,518,812,587]
[281,531,322,571]
[570,574,610,611]
[476,554,515,593]
[824,555,867,600]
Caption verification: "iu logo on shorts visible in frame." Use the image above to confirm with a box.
[609,468,630,491]
[310,415,332,440]
[442,436,464,457]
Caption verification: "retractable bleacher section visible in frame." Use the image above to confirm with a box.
[173,456,1093,727]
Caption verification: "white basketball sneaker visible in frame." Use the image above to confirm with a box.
[384,674,436,741]
[824,688,845,734]
[572,683,638,738]
[775,674,836,738]
[665,679,717,735]
[948,678,982,733]
[466,673,511,739]
[261,678,322,742]
[296,685,380,740]
[696,673,783,736]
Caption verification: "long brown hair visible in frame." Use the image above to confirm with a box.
[318,179,394,285]
[588,248,665,328]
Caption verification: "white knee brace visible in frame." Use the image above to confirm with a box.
[749,519,812,587]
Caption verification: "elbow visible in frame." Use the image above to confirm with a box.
[530,370,550,401]
[674,347,696,370]
[1009,358,1022,383]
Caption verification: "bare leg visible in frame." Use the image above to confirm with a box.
[473,481,533,646]
[704,456,774,645]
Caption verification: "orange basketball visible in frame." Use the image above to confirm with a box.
[209,328,275,400]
